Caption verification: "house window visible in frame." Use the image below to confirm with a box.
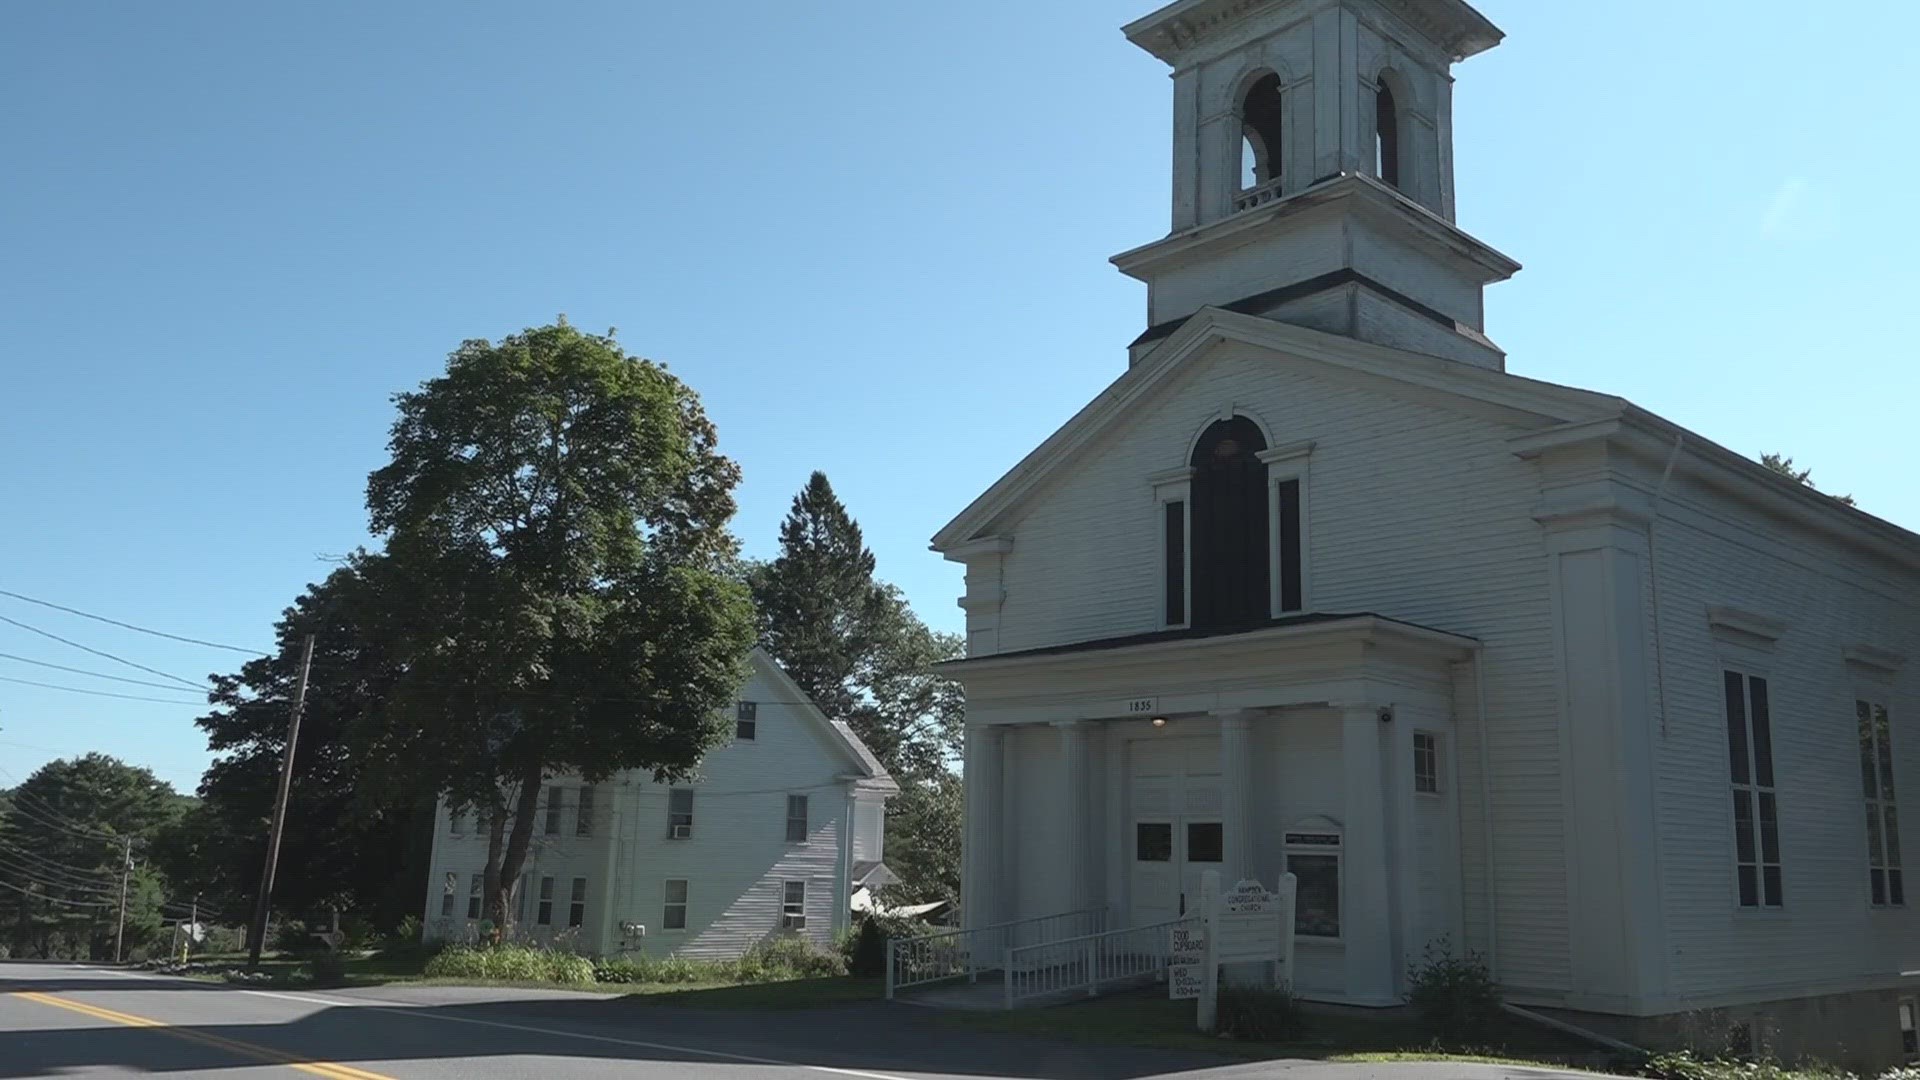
[1273,476,1303,613]
[1901,999,1918,1062]
[514,873,528,925]
[1186,821,1223,863]
[544,785,564,835]
[737,701,758,741]
[668,788,694,839]
[568,877,587,928]
[1284,831,1342,938]
[1189,416,1270,629]
[467,874,483,920]
[1136,822,1173,862]
[576,785,595,838]
[785,794,809,843]
[440,872,457,918]
[663,879,689,931]
[1413,732,1440,795]
[537,876,555,926]
[1725,671,1783,908]
[1861,700,1903,906]
[781,880,807,931]
[449,809,465,835]
[1163,501,1187,626]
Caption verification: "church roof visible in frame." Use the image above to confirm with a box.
[939,611,1475,669]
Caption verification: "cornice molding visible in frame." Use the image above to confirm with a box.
[1843,645,1907,676]
[1707,605,1788,646]
[1124,0,1501,66]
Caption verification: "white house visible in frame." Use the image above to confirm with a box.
[934,0,1919,1065]
[422,648,897,958]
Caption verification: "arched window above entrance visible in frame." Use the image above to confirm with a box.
[1188,416,1270,629]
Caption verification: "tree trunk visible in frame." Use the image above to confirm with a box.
[481,808,506,943]
[485,766,544,944]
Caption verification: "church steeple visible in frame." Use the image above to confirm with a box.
[1116,0,1520,371]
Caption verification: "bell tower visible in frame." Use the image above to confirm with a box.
[1116,0,1520,370]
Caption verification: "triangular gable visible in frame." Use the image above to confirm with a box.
[748,648,897,792]
[931,307,1620,551]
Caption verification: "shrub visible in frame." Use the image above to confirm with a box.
[844,919,888,979]
[1405,937,1500,1042]
[1644,1050,1857,1080]
[740,935,844,980]
[425,944,594,985]
[303,954,349,988]
[1217,987,1305,1042]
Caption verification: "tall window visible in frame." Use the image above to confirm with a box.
[1861,699,1903,906]
[785,794,810,843]
[544,785,564,835]
[1284,831,1342,938]
[663,879,689,930]
[1275,476,1303,613]
[1725,671,1782,908]
[440,872,457,918]
[1413,732,1440,795]
[781,880,807,930]
[449,809,465,835]
[1189,416,1270,629]
[467,874,483,920]
[1901,999,1918,1063]
[1239,72,1286,191]
[536,876,555,926]
[736,701,758,741]
[668,788,694,838]
[576,785,595,837]
[1375,72,1401,188]
[1163,500,1187,626]
[568,877,587,928]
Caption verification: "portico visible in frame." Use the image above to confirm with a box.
[949,612,1476,1005]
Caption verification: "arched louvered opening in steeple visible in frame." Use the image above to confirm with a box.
[1238,72,1286,191]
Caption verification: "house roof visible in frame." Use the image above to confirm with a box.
[929,307,1920,571]
[749,648,899,795]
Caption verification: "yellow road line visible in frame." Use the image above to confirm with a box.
[10,989,397,1080]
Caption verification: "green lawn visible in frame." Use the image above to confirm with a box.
[945,990,1622,1069]
[168,953,882,1009]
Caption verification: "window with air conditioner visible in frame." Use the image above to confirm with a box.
[781,880,807,931]
[668,788,694,839]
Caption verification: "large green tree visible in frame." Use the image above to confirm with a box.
[359,322,756,935]
[0,755,181,960]
[153,559,435,935]
[750,472,964,903]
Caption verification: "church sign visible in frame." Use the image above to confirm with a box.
[1176,871,1298,1028]
[1168,924,1208,1000]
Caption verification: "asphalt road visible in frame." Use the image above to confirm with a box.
[0,961,1598,1080]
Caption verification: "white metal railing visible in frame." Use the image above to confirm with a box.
[1233,177,1286,212]
[885,908,1106,998]
[1002,916,1196,1008]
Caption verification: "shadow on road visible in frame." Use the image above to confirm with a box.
[0,964,1246,1080]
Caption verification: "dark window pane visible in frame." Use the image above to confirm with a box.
[664,905,686,930]
[1873,868,1888,906]
[1277,478,1302,613]
[1869,803,1886,865]
[1288,853,1340,937]
[1878,705,1896,800]
[1749,677,1774,787]
[1892,869,1906,906]
[1762,865,1783,906]
[1732,791,1756,863]
[1887,806,1904,868]
[1862,701,1880,796]
[1187,822,1223,863]
[1165,502,1186,626]
[1136,823,1172,862]
[1737,865,1759,907]
[1188,416,1269,630]
[1758,793,1780,863]
[1724,672,1750,785]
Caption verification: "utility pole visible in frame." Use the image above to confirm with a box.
[247,633,314,968]
[113,836,132,964]
[183,894,198,963]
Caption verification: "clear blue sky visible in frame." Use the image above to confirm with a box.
[2,1,1912,794]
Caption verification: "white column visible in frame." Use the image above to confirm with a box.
[1217,709,1256,885]
[1055,720,1093,912]
[1342,704,1396,1004]
[963,723,1005,932]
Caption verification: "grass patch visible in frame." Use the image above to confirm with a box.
[614,976,881,1010]
[946,989,1609,1067]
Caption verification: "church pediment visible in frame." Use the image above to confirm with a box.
[930,308,1616,552]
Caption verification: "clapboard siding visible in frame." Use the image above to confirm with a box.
[424,655,882,958]
[1646,472,1920,1006]
[984,339,1575,993]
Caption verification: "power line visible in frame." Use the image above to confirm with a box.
[0,851,119,895]
[0,588,265,656]
[0,875,115,908]
[0,652,216,693]
[0,614,208,692]
[0,779,127,842]
[0,675,204,706]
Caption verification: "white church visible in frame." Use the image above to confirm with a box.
[933,0,1919,1062]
